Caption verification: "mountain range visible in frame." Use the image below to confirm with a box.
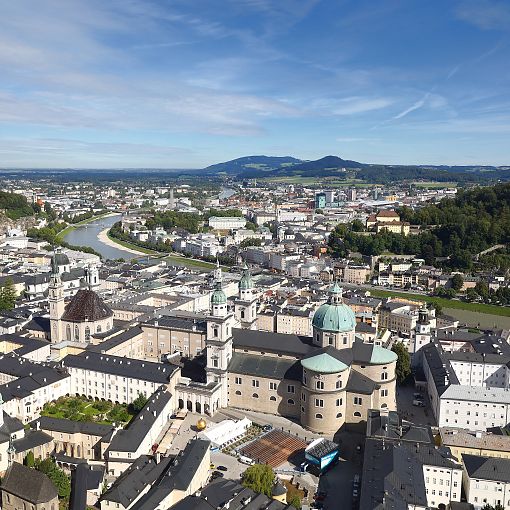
[200,155,509,184]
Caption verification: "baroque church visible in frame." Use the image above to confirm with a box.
[177,265,397,434]
[49,253,115,344]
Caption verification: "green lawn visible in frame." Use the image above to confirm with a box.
[58,212,112,239]
[368,288,510,317]
[41,396,135,425]
[164,254,219,269]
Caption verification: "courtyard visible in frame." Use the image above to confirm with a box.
[41,396,136,425]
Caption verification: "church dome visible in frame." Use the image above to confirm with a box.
[312,283,356,333]
[61,289,113,322]
[211,283,227,305]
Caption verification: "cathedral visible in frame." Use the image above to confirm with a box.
[177,265,397,434]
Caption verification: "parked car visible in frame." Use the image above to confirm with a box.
[217,465,228,472]
[413,399,425,407]
[211,471,224,479]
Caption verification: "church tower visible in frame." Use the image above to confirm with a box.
[205,271,235,409]
[49,252,65,343]
[413,306,432,353]
[234,263,258,329]
[86,263,100,290]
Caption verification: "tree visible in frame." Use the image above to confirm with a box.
[450,274,464,292]
[240,238,262,249]
[391,342,411,383]
[287,492,301,509]
[131,393,149,413]
[36,458,71,499]
[0,278,17,311]
[24,451,35,467]
[241,464,275,497]
[466,288,478,302]
[245,221,257,231]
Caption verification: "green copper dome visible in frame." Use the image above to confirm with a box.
[370,345,398,365]
[301,352,349,374]
[312,283,356,333]
[239,263,253,290]
[211,282,227,305]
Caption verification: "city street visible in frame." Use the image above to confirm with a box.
[396,384,436,427]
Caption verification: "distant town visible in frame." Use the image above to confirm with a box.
[0,162,508,510]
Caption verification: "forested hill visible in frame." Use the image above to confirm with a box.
[0,191,34,220]
[203,155,301,175]
[328,183,510,271]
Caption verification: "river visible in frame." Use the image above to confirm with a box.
[64,214,137,260]
[219,187,236,200]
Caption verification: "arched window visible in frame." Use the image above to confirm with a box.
[252,393,259,398]
[287,398,295,405]
[354,411,362,417]
[381,403,388,408]
[74,325,79,340]
[270,396,277,401]
[336,412,342,418]
[316,381,324,390]
[315,413,323,419]
[240,310,245,319]
[97,324,102,333]
[213,327,219,337]
[66,324,71,341]
[316,333,320,343]
[235,390,241,395]
[85,326,91,341]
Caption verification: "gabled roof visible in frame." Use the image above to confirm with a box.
[1,462,58,504]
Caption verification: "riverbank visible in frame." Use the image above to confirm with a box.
[98,228,156,255]
[57,212,117,239]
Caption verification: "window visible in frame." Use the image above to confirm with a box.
[269,382,277,390]
[302,393,306,402]
[270,396,276,401]
[213,359,218,368]
[288,398,295,405]
[287,385,295,394]
[354,397,363,405]
[315,399,324,407]
[252,380,259,388]
[336,412,342,418]
[381,389,388,397]
[252,393,259,398]
[336,380,342,389]
[235,377,242,384]
[235,390,241,395]
[316,381,325,390]
[381,372,388,381]
[336,398,342,406]
[353,411,362,417]
[315,413,323,419]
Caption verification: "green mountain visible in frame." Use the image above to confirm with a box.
[203,155,301,175]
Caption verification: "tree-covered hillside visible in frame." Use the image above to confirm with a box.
[329,183,510,271]
[0,191,34,219]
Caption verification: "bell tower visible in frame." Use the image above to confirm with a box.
[234,263,258,329]
[49,252,65,343]
[205,271,235,409]
[413,306,431,353]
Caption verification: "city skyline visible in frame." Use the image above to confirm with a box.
[1,0,510,168]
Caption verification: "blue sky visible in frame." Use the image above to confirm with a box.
[0,0,509,168]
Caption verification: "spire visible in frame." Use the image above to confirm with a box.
[213,257,222,283]
[51,247,59,276]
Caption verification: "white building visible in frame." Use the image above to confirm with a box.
[208,217,246,230]
[463,454,510,510]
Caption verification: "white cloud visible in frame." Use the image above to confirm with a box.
[392,93,430,120]
[455,0,510,30]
